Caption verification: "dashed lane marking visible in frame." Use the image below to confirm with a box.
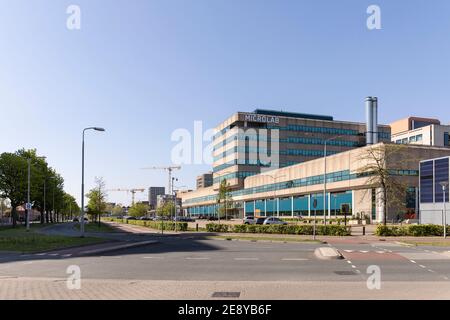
[419,265,426,268]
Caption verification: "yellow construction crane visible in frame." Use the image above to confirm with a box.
[141,166,181,194]
[107,188,145,205]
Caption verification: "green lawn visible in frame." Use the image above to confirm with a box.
[73,222,117,233]
[400,240,450,247]
[0,224,105,253]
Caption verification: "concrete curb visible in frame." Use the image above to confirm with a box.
[314,247,343,260]
[79,240,159,256]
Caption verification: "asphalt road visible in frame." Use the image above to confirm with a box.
[1,223,450,299]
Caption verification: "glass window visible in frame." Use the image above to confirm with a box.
[434,158,449,203]
[420,161,434,203]
[416,134,423,142]
[444,132,449,146]
[279,197,292,216]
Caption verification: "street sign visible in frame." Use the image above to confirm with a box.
[25,203,32,210]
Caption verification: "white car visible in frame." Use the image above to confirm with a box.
[263,217,288,225]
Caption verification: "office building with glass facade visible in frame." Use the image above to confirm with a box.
[212,109,391,191]
[181,142,450,222]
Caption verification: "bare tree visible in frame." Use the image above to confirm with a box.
[357,143,414,225]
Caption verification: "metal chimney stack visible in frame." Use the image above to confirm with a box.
[372,97,378,144]
[365,97,374,145]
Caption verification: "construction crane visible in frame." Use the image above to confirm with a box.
[106,188,145,206]
[141,166,181,194]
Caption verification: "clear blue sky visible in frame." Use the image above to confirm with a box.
[1,0,450,206]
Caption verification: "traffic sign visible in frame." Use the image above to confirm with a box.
[25,203,32,210]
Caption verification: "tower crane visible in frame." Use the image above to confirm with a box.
[106,188,145,206]
[141,166,181,194]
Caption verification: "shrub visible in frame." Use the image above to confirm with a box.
[206,223,229,232]
[375,224,444,237]
[216,223,349,236]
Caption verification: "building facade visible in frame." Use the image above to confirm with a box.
[212,109,391,191]
[182,143,450,222]
[419,156,450,224]
[148,187,165,209]
[392,123,450,147]
[196,172,213,189]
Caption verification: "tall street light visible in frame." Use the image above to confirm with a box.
[81,127,105,237]
[440,181,448,239]
[323,135,345,226]
[26,155,46,231]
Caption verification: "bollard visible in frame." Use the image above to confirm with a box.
[196,223,199,232]
[362,226,366,236]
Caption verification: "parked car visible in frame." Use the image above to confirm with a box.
[207,216,218,221]
[139,217,152,221]
[243,216,255,225]
[263,217,288,225]
[73,217,79,222]
[255,217,266,225]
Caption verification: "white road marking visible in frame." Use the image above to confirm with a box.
[427,269,435,273]
[35,253,47,256]
[410,260,416,264]
[419,265,426,268]
[376,251,385,254]
[344,250,354,253]
[185,257,210,260]
[281,258,308,261]
[62,254,72,257]
[48,253,59,256]
[351,265,356,269]
[143,256,163,259]
[359,250,368,253]
[347,260,352,264]
[234,258,259,261]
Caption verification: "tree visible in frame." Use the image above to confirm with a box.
[86,177,107,227]
[128,203,149,217]
[217,179,233,221]
[156,201,175,217]
[0,153,29,227]
[357,143,411,225]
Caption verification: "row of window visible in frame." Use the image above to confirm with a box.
[184,168,419,205]
[395,134,423,145]
[213,133,359,151]
[214,146,339,162]
[268,124,360,136]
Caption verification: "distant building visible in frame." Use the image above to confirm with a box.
[148,187,165,209]
[196,172,213,189]
[391,117,450,147]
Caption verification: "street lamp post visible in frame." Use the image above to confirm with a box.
[81,127,105,237]
[440,181,448,239]
[323,135,345,226]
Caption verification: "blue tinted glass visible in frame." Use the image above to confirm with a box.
[434,158,449,202]
[420,161,434,203]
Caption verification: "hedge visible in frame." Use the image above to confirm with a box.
[104,218,188,231]
[206,223,351,236]
[375,224,445,237]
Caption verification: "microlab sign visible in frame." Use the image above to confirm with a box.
[243,113,280,124]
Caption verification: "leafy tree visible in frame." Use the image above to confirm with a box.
[0,153,29,227]
[216,179,233,221]
[86,177,107,226]
[128,203,149,217]
[156,201,175,217]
